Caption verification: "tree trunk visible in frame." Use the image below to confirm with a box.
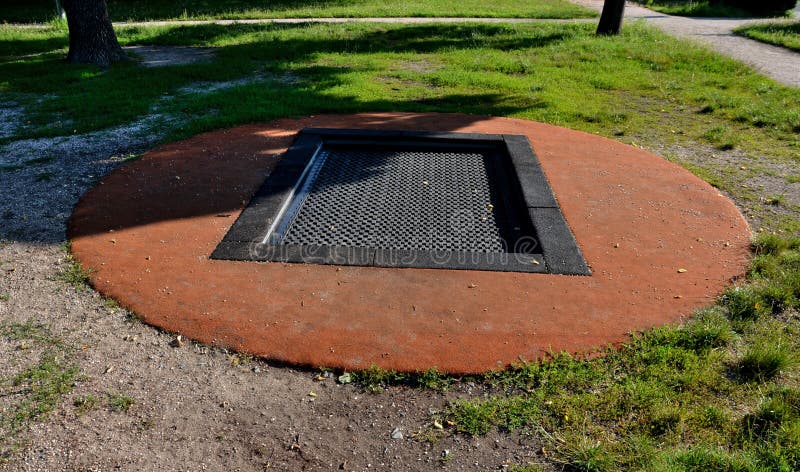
[62,0,126,67]
[596,0,626,35]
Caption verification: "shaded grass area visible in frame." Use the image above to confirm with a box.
[1,20,798,232]
[735,21,800,52]
[634,0,795,17]
[442,235,800,471]
[0,0,596,23]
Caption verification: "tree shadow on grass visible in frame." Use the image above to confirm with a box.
[1,0,363,23]
[0,22,581,243]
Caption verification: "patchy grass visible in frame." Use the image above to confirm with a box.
[72,395,99,416]
[0,321,78,461]
[352,366,453,392]
[107,392,135,413]
[735,21,800,53]
[0,0,596,23]
[737,336,794,381]
[55,256,92,291]
[444,235,800,470]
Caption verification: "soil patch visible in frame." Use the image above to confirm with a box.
[124,45,216,68]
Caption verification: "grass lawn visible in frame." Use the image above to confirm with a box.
[1,20,799,470]
[735,21,800,52]
[634,0,795,18]
[0,0,596,23]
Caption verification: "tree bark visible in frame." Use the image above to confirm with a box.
[62,0,126,67]
[596,0,626,35]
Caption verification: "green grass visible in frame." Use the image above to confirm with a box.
[72,394,99,416]
[350,366,453,392]
[107,392,135,412]
[443,236,800,470]
[735,21,800,52]
[55,256,92,291]
[0,0,596,23]
[0,321,79,461]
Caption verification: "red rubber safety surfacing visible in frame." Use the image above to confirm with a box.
[68,113,751,374]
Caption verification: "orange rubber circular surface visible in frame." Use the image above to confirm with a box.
[68,113,751,374]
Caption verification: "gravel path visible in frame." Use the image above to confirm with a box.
[571,0,800,87]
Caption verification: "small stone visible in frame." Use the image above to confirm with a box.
[338,373,352,384]
[433,420,443,430]
[170,335,184,348]
[252,366,261,373]
[390,428,403,440]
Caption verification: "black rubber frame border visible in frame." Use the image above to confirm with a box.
[211,128,590,275]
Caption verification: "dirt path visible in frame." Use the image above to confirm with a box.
[571,0,800,87]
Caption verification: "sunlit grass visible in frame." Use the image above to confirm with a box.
[735,21,800,52]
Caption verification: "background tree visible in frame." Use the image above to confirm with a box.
[597,0,625,35]
[55,0,66,20]
[62,0,126,67]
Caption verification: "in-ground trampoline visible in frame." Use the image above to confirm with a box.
[68,113,751,374]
